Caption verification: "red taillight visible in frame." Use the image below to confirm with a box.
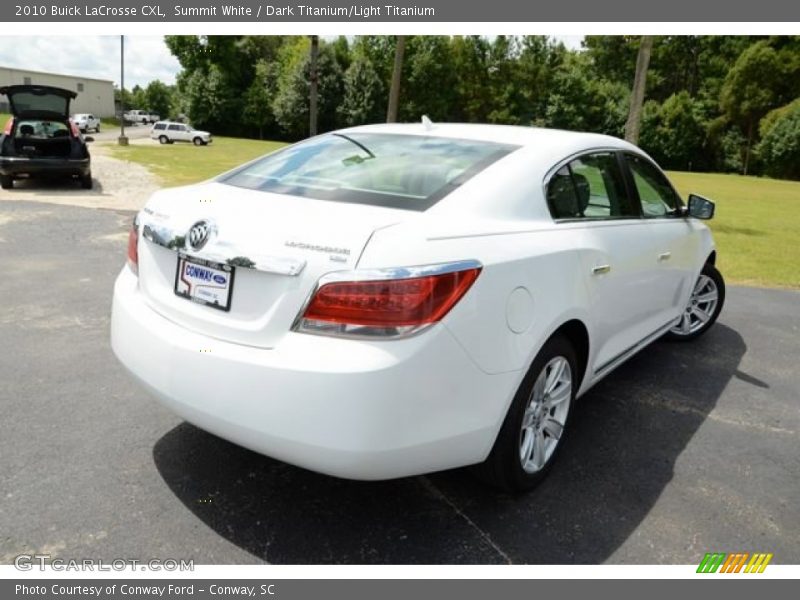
[69,120,81,138]
[3,117,13,136]
[127,222,139,274]
[298,266,481,336]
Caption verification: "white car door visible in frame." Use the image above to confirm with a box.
[546,151,671,376]
[167,124,183,141]
[623,153,701,326]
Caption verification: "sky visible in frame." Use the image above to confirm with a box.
[0,35,584,90]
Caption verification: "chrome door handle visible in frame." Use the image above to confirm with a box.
[592,264,611,275]
[658,252,672,262]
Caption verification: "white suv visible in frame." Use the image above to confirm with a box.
[150,121,212,146]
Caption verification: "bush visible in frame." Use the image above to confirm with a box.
[757,100,800,180]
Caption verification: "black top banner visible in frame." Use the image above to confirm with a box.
[4,0,800,22]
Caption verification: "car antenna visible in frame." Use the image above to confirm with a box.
[421,115,434,131]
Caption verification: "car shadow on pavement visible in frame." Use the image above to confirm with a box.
[4,176,106,195]
[153,323,746,564]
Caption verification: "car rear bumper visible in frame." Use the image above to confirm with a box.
[0,156,90,177]
[110,267,518,480]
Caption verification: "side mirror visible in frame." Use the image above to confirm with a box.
[687,194,715,220]
[84,136,94,143]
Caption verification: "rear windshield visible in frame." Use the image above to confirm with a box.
[10,91,69,116]
[220,133,518,211]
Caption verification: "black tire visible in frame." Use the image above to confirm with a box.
[80,173,93,189]
[0,175,12,189]
[664,262,725,342]
[95,125,100,133]
[159,135,168,145]
[193,137,203,146]
[473,334,578,492]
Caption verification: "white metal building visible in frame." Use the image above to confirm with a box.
[0,66,115,117]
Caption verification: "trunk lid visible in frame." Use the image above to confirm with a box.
[0,85,76,120]
[136,182,408,348]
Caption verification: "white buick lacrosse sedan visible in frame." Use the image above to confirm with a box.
[111,123,724,491]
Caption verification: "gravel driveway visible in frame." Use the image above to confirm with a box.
[0,125,157,211]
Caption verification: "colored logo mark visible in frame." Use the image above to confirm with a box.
[697,552,773,573]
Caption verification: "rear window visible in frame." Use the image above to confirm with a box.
[220,133,518,211]
[153,123,166,130]
[10,91,68,116]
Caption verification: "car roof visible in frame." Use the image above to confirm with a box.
[339,122,641,155]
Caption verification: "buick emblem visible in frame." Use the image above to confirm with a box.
[187,219,213,250]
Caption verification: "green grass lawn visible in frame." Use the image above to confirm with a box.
[668,171,800,289]
[106,137,287,187]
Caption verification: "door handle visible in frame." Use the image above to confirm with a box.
[592,264,611,275]
[658,252,672,262]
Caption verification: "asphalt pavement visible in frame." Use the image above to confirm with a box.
[1,199,798,565]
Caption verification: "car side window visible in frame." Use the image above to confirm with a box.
[626,154,682,217]
[167,124,179,131]
[547,152,637,220]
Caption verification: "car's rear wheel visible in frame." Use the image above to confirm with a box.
[665,262,725,342]
[0,175,12,189]
[193,137,204,146]
[80,173,93,190]
[473,334,577,492]
[159,135,168,145]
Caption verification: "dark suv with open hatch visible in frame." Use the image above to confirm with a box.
[0,85,93,189]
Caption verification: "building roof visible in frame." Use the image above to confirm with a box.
[0,65,114,84]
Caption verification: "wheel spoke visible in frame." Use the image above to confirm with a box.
[547,381,571,407]
[692,307,711,323]
[522,407,536,428]
[533,431,547,469]
[697,291,717,303]
[693,275,707,295]
[544,359,565,394]
[519,428,534,463]
[680,312,691,334]
[531,370,546,403]
[543,417,564,440]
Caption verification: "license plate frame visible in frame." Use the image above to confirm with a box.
[174,253,235,312]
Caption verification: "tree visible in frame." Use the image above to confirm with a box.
[639,92,709,170]
[243,59,278,139]
[339,55,385,126]
[144,80,173,119]
[624,36,653,144]
[272,40,344,139]
[720,41,784,174]
[309,35,319,136]
[756,99,800,180]
[386,35,405,123]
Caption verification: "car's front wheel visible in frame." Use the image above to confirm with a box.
[665,262,725,342]
[0,175,12,189]
[473,334,577,492]
[193,137,204,146]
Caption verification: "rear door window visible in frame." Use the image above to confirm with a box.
[547,152,637,220]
